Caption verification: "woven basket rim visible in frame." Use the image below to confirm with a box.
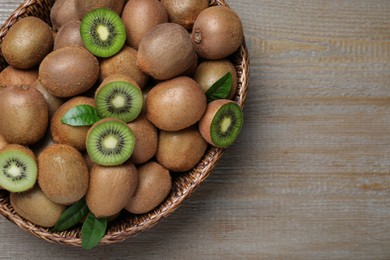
[0,0,250,247]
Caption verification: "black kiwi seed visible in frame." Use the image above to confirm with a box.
[80,8,126,58]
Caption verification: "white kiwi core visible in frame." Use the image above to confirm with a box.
[103,135,118,149]
[97,25,110,41]
[7,163,23,178]
[220,117,232,134]
[112,95,126,108]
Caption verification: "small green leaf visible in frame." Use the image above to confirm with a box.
[205,72,233,103]
[81,213,108,250]
[51,198,89,232]
[61,105,102,126]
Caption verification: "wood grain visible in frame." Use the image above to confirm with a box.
[0,0,390,259]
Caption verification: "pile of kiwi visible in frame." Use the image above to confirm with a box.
[0,0,245,239]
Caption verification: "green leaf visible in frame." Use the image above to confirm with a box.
[81,213,108,250]
[51,198,89,232]
[205,72,233,103]
[61,105,102,126]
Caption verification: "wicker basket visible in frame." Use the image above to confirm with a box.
[0,0,249,247]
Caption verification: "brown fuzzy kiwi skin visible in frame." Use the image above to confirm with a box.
[54,20,84,50]
[76,0,126,19]
[39,46,99,98]
[96,74,141,96]
[10,186,66,228]
[161,0,209,30]
[99,47,149,88]
[121,0,168,49]
[125,161,171,214]
[38,144,89,205]
[194,59,238,100]
[51,96,95,151]
[0,135,8,150]
[31,79,64,117]
[0,86,48,145]
[156,127,207,172]
[146,76,207,131]
[2,17,53,69]
[86,161,138,218]
[137,23,196,80]
[50,0,78,31]
[192,6,244,60]
[127,115,158,164]
[0,66,38,88]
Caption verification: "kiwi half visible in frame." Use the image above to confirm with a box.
[0,144,37,192]
[86,118,135,166]
[199,99,243,148]
[80,8,126,58]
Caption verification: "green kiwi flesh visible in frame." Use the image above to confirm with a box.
[0,145,37,192]
[80,8,126,58]
[86,118,135,166]
[95,81,143,123]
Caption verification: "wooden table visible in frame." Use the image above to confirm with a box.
[0,0,390,259]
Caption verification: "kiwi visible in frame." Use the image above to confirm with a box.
[51,96,95,151]
[86,161,138,218]
[137,23,196,80]
[31,79,64,117]
[125,161,171,214]
[0,135,8,150]
[146,76,206,131]
[2,17,53,69]
[54,20,84,50]
[121,0,168,49]
[0,66,38,88]
[156,127,207,172]
[50,0,78,31]
[161,0,209,30]
[192,6,244,60]
[80,8,126,58]
[10,186,66,227]
[39,46,99,98]
[0,86,48,145]
[86,118,135,166]
[99,46,149,88]
[95,74,143,123]
[198,99,243,148]
[127,115,158,164]
[38,144,89,205]
[194,59,238,99]
[76,0,126,20]
[0,144,37,192]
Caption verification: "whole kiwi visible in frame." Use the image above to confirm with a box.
[51,96,95,151]
[0,86,48,145]
[194,59,238,99]
[10,186,66,227]
[86,161,138,218]
[125,161,171,214]
[99,46,149,88]
[146,76,206,131]
[38,144,89,205]
[76,0,126,19]
[50,0,78,31]
[2,17,53,69]
[156,127,207,172]
[31,79,64,117]
[127,115,158,164]
[39,46,99,98]
[192,6,244,60]
[121,0,168,49]
[0,66,38,88]
[161,0,209,30]
[137,23,196,80]
[54,20,84,50]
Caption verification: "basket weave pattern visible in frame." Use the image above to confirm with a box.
[0,0,249,246]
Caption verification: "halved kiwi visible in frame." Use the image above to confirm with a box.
[86,118,135,166]
[0,144,37,192]
[80,8,126,58]
[199,99,243,148]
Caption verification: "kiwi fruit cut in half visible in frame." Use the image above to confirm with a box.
[95,75,143,123]
[0,144,37,192]
[0,66,38,88]
[199,99,243,148]
[86,118,135,166]
[54,20,84,50]
[80,8,126,58]
[50,0,78,31]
